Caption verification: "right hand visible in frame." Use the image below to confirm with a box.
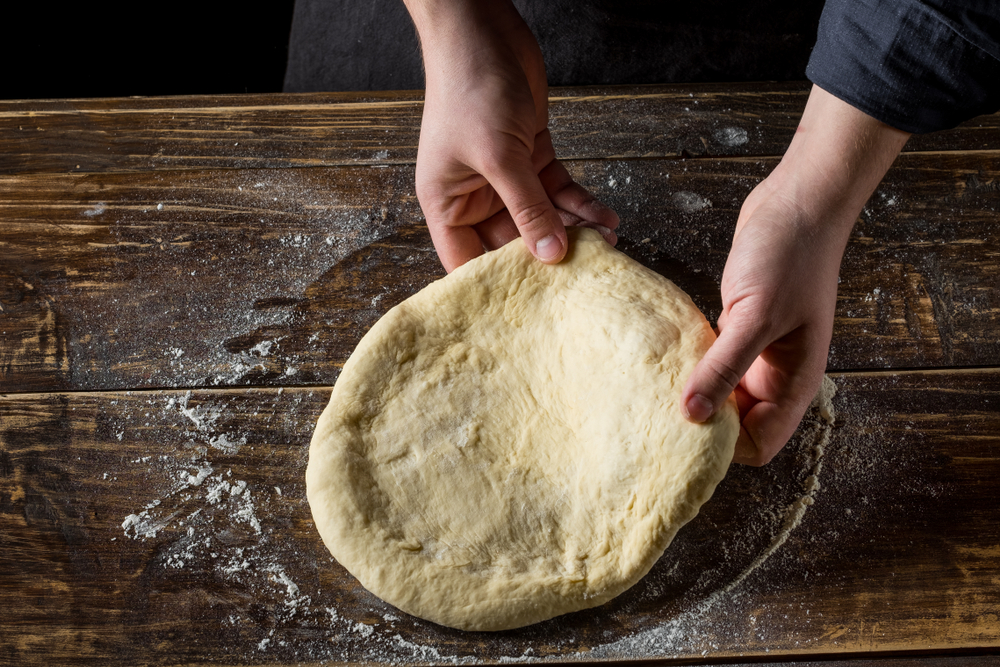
[404,0,619,272]
[683,171,845,466]
[681,85,910,465]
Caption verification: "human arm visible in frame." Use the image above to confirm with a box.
[402,0,619,272]
[681,84,911,465]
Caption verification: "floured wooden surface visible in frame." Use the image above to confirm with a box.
[2,83,999,175]
[5,371,1000,665]
[3,154,999,394]
[2,84,1000,666]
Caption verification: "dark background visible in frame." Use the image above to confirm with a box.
[5,0,825,101]
[4,1,297,100]
[284,0,827,93]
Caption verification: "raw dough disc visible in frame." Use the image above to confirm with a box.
[307,227,739,631]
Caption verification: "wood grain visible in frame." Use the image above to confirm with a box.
[3,83,999,175]
[2,153,999,394]
[2,369,999,665]
[3,85,999,666]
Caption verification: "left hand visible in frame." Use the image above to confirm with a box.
[406,0,619,272]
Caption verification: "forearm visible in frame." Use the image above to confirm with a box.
[766,84,911,244]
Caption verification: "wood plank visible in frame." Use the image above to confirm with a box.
[3,153,999,394]
[3,84,998,175]
[614,655,1000,667]
[2,369,999,665]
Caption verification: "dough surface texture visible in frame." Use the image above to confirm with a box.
[307,227,738,631]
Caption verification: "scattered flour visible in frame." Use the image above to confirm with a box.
[268,564,309,611]
[62,166,411,391]
[82,202,107,217]
[177,391,247,455]
[713,126,750,147]
[672,191,712,213]
[353,622,375,638]
[250,340,275,357]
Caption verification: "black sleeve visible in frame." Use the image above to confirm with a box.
[806,0,1000,133]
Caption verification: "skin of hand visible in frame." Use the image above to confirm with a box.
[682,85,911,466]
[403,0,619,272]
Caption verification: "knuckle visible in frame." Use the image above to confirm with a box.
[735,430,777,467]
[513,202,556,236]
[413,173,439,208]
[702,357,744,395]
[747,447,778,467]
[414,181,433,208]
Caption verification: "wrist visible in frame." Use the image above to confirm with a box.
[771,85,910,235]
[403,0,523,61]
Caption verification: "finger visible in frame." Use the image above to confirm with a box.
[483,148,568,264]
[426,223,485,273]
[733,382,758,418]
[681,308,771,423]
[731,398,808,466]
[532,129,619,230]
[475,207,586,251]
[716,309,730,332]
[474,208,519,250]
[731,383,764,464]
[568,220,618,246]
[538,158,620,232]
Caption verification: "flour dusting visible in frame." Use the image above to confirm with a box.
[114,388,313,624]
[60,166,416,392]
[672,191,712,213]
[713,127,750,147]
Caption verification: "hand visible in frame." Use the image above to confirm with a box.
[404,0,618,272]
[682,85,910,465]
[685,175,844,466]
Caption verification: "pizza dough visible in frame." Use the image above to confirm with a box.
[307,227,738,631]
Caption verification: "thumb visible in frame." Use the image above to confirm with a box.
[483,150,567,263]
[682,312,770,422]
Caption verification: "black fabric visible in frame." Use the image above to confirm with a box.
[284,0,423,92]
[806,0,1000,133]
[284,0,826,92]
[285,0,1000,133]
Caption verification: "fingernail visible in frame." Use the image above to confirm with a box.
[535,235,562,261]
[684,394,714,422]
[581,223,617,245]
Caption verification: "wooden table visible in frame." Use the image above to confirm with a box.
[2,83,999,666]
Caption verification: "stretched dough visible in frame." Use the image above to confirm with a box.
[307,227,738,631]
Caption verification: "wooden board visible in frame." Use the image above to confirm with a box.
[2,153,999,394]
[3,84,1000,175]
[2,369,999,665]
[3,83,1000,666]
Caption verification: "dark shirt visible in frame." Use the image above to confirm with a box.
[807,0,1000,133]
